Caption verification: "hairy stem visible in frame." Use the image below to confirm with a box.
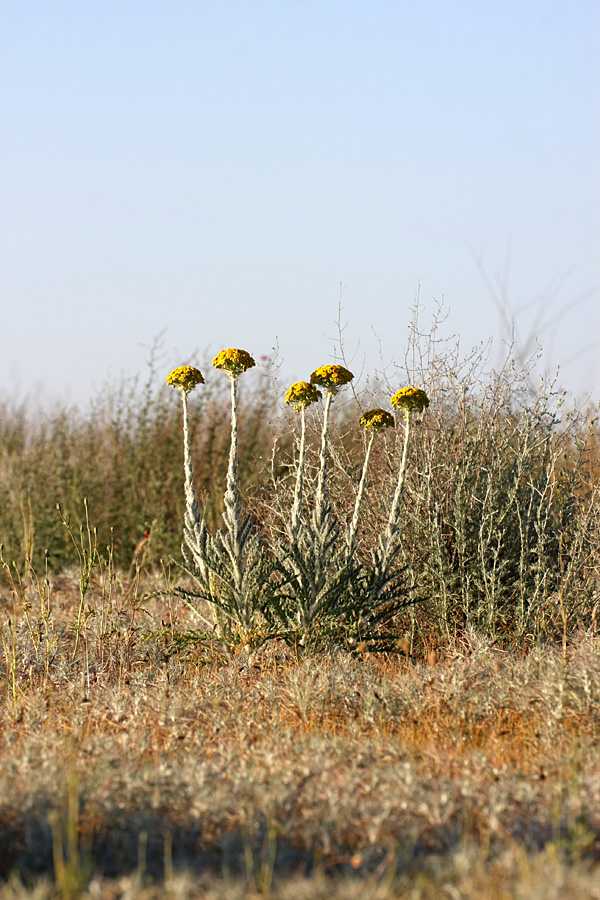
[226,375,240,524]
[382,411,413,564]
[291,406,307,536]
[315,391,333,529]
[224,375,243,586]
[181,390,200,529]
[347,431,376,560]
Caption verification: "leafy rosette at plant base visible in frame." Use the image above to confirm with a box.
[390,386,430,416]
[212,348,256,377]
[166,366,205,394]
[359,408,395,433]
[310,364,354,395]
[285,381,323,411]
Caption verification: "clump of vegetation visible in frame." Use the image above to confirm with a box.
[156,331,599,651]
[254,313,599,651]
[163,353,428,651]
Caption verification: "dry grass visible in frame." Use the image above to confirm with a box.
[1,574,599,898]
[1,329,599,895]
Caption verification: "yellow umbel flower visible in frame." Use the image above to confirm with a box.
[359,408,395,431]
[390,386,429,414]
[166,365,205,393]
[212,348,256,377]
[310,364,354,394]
[285,381,323,411]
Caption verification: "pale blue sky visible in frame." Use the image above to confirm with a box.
[1,0,598,406]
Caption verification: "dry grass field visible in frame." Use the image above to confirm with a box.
[0,573,599,899]
[1,334,599,896]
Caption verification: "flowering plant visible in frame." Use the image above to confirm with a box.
[285,381,322,410]
[212,348,256,377]
[164,348,427,652]
[359,408,395,431]
[310,364,354,394]
[390,386,429,415]
[166,366,205,393]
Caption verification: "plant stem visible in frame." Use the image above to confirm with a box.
[382,411,413,563]
[314,391,333,529]
[181,390,200,529]
[225,375,242,556]
[347,431,376,560]
[291,407,307,536]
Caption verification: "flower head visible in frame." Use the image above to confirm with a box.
[212,348,256,377]
[285,381,323,411]
[310,364,354,394]
[390,386,430,415]
[359,408,395,432]
[166,365,205,394]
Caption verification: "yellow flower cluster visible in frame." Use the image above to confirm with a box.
[310,364,354,394]
[285,381,323,411]
[359,408,395,431]
[166,366,205,393]
[390,386,430,414]
[212,348,256,377]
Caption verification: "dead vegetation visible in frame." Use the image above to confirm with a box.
[0,575,599,898]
